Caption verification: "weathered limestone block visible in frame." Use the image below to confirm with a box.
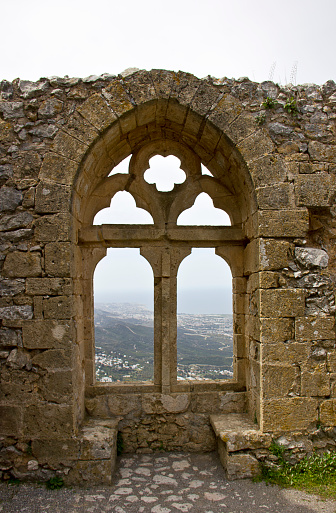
[295,316,335,341]
[1,228,33,243]
[12,151,42,180]
[103,80,134,116]
[142,394,190,414]
[0,120,13,142]
[192,393,220,413]
[22,320,74,349]
[190,82,222,118]
[39,370,73,403]
[29,123,58,139]
[228,113,258,146]
[44,242,72,277]
[123,71,158,107]
[63,112,100,146]
[295,247,329,269]
[24,404,74,439]
[263,364,298,399]
[0,212,33,231]
[26,277,72,296]
[249,154,287,188]
[66,459,113,485]
[77,93,117,132]
[43,295,74,319]
[223,449,260,480]
[34,213,71,242]
[107,394,142,416]
[0,100,24,118]
[208,93,242,132]
[237,131,274,163]
[31,439,80,466]
[18,79,49,98]
[170,71,201,105]
[0,328,22,347]
[301,363,330,397]
[327,352,336,373]
[0,164,13,183]
[263,398,318,432]
[22,187,35,208]
[257,209,309,237]
[211,414,272,452]
[0,305,33,321]
[39,154,78,186]
[244,239,291,274]
[232,293,245,314]
[32,349,71,369]
[247,271,279,293]
[0,406,22,436]
[259,289,305,317]
[38,98,63,118]
[80,419,117,461]
[295,174,335,206]
[263,342,310,365]
[7,348,31,370]
[35,182,71,214]
[3,252,41,278]
[309,141,336,162]
[0,187,22,212]
[320,399,336,425]
[51,130,88,162]
[256,184,293,210]
[0,278,25,296]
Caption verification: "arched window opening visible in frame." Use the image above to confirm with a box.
[177,248,233,381]
[108,155,131,177]
[94,248,154,383]
[201,164,213,176]
[177,192,231,226]
[93,190,154,225]
[144,155,186,191]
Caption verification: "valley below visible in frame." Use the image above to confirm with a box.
[94,303,233,383]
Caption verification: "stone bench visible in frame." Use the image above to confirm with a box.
[210,414,272,480]
[31,418,119,485]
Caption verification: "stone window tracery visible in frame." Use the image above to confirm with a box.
[81,140,245,393]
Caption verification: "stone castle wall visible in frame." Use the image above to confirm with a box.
[0,70,335,483]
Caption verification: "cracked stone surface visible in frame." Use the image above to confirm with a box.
[0,452,335,513]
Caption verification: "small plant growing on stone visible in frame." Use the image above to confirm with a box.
[261,97,278,109]
[8,477,20,486]
[117,431,124,456]
[46,476,64,490]
[284,96,298,115]
[269,440,286,462]
[255,113,266,126]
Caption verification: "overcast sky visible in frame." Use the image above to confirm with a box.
[3,0,335,313]
[1,0,335,85]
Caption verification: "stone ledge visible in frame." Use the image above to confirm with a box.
[210,413,272,480]
[210,413,272,451]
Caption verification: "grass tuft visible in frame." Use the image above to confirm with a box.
[46,476,64,490]
[260,450,336,499]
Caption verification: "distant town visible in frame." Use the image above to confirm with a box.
[94,303,233,383]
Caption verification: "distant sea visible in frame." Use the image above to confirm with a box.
[94,287,232,314]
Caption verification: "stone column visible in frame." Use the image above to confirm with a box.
[141,247,190,392]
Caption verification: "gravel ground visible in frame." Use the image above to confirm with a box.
[0,452,335,513]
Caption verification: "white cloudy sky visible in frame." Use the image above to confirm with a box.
[2,0,335,313]
[1,0,335,84]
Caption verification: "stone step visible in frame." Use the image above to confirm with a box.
[210,413,272,480]
[66,418,119,485]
